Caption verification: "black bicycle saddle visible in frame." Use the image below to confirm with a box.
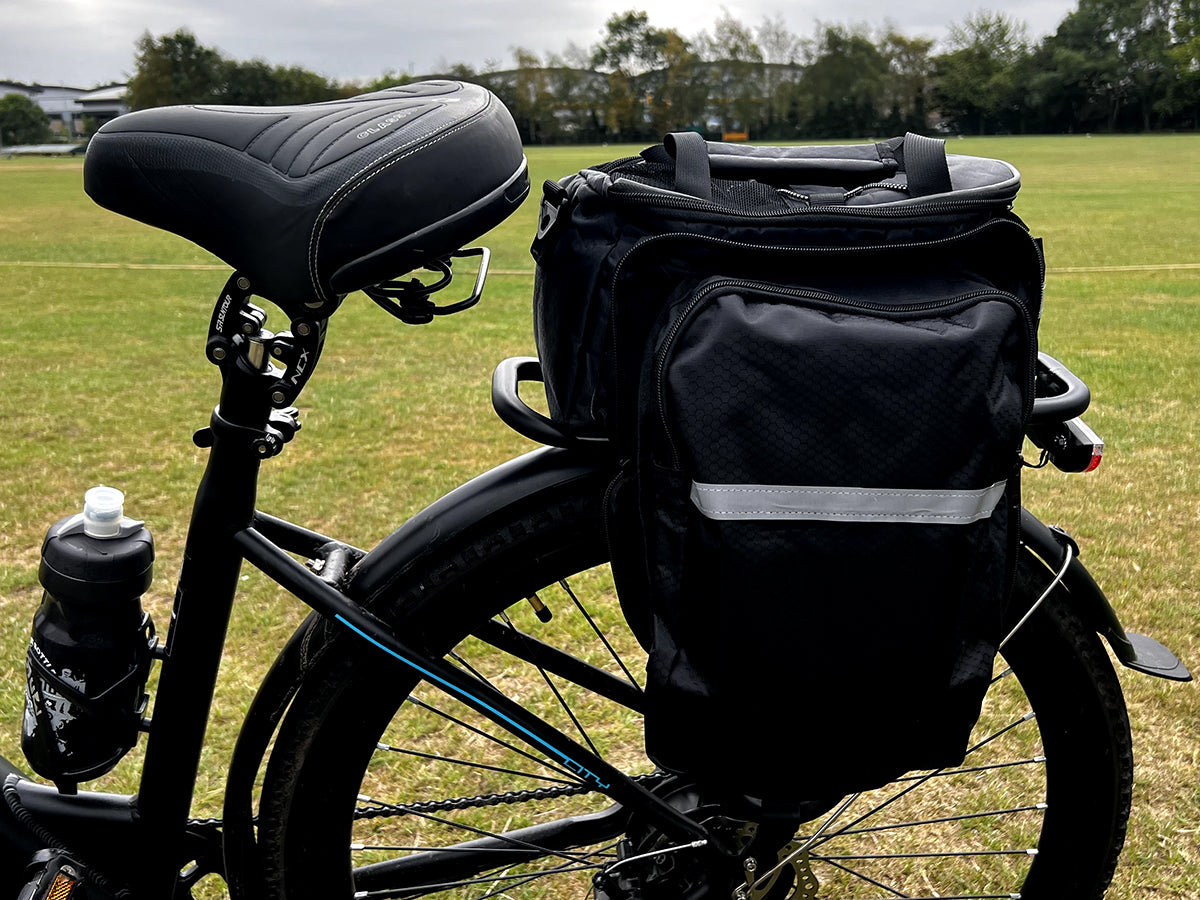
[84,81,529,318]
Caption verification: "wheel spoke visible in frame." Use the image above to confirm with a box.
[261,532,1131,900]
[447,649,492,686]
[402,692,579,782]
[812,707,1039,851]
[964,711,1038,757]
[350,831,621,899]
[354,801,610,869]
[893,757,1045,781]
[353,843,620,859]
[815,849,1038,860]
[498,609,600,756]
[558,578,642,691]
[353,859,610,900]
[826,803,1047,838]
[816,855,912,898]
[357,624,1048,900]
[373,740,579,787]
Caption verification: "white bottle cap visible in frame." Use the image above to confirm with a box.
[83,485,125,538]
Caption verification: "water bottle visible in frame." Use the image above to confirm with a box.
[22,486,156,790]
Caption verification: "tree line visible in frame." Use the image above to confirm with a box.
[122,0,1200,141]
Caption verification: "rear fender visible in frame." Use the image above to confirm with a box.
[1020,509,1191,681]
[347,446,611,604]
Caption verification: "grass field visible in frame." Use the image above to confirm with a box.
[1,135,1198,897]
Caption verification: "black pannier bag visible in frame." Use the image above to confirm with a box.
[531,133,1044,803]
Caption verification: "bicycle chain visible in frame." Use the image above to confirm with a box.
[187,771,671,830]
[357,770,670,820]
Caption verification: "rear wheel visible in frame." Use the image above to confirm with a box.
[258,494,1132,899]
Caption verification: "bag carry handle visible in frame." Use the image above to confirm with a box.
[662,132,952,201]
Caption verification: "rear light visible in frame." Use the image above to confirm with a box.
[1052,417,1105,473]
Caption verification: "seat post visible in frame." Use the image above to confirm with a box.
[132,275,318,896]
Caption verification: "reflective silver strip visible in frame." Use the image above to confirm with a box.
[690,480,1007,525]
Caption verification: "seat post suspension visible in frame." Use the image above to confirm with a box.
[196,272,328,459]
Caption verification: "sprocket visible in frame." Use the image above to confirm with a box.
[593,779,813,900]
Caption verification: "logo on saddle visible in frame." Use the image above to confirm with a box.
[357,109,419,141]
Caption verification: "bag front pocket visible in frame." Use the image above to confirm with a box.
[639,277,1031,799]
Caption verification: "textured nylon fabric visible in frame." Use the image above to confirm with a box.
[530,138,1038,436]
[662,291,1028,490]
[531,137,1043,802]
[634,280,1032,801]
[900,132,954,196]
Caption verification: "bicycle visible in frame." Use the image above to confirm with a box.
[0,81,1191,900]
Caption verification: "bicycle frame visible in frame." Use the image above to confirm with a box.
[1,285,711,899]
[1,275,1189,900]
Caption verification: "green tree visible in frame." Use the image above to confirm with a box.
[799,25,890,138]
[1160,0,1200,126]
[1022,32,1116,132]
[128,28,225,109]
[592,10,670,75]
[0,93,50,145]
[509,48,557,143]
[543,48,607,142]
[697,10,764,134]
[932,12,1031,133]
[222,58,278,105]
[755,15,805,138]
[130,29,339,109]
[271,65,339,104]
[1030,0,1173,132]
[592,10,670,139]
[1076,0,1174,130]
[881,31,934,133]
[643,30,708,134]
[356,70,417,94]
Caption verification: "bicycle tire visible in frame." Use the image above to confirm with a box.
[257,489,1132,900]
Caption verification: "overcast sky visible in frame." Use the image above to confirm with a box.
[2,0,1078,89]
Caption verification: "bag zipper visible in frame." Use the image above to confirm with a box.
[653,280,1037,469]
[608,217,1042,433]
[601,463,625,559]
[842,181,910,199]
[608,178,1016,219]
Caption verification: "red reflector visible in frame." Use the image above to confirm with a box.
[1085,447,1103,473]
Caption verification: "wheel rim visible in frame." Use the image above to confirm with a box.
[335,563,1062,900]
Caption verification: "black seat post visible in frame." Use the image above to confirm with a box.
[133,276,316,896]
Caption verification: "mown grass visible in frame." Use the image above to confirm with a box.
[0,135,1197,897]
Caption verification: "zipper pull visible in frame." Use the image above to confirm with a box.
[777,188,809,206]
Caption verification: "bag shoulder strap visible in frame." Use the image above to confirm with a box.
[662,132,952,201]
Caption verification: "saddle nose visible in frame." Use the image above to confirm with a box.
[83,80,529,319]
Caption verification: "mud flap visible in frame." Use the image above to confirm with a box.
[1020,510,1191,682]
